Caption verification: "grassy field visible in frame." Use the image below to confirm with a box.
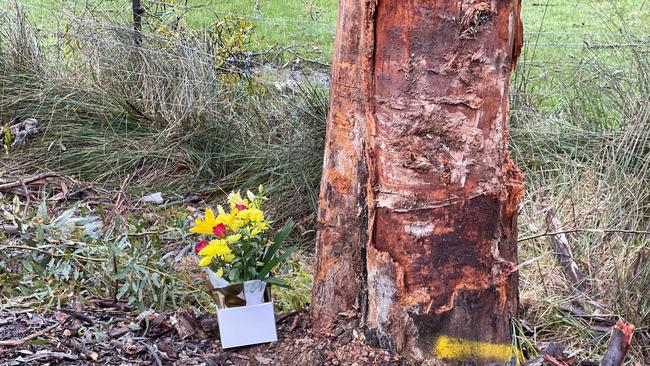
[9,0,650,62]
[1,1,649,364]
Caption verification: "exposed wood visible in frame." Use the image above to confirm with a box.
[312,0,524,363]
[545,209,586,291]
[600,320,635,366]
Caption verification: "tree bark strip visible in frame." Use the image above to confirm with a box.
[312,0,524,363]
[600,320,635,366]
[545,209,586,292]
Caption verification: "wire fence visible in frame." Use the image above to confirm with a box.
[1,0,648,104]
[3,0,650,50]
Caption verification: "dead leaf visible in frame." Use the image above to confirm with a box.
[174,309,208,340]
[108,327,130,338]
[156,341,177,359]
[122,339,144,355]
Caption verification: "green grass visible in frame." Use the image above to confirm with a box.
[8,0,649,64]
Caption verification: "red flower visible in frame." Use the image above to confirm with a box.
[212,223,227,238]
[195,239,208,253]
[235,203,248,211]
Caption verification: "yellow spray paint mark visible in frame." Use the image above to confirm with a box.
[433,335,514,362]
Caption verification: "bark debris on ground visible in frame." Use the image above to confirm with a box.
[0,304,403,366]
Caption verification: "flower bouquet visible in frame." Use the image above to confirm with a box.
[190,187,296,348]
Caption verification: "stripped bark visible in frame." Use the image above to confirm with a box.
[600,321,635,366]
[545,209,586,291]
[312,0,524,364]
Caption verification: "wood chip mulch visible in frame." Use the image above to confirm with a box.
[0,302,405,366]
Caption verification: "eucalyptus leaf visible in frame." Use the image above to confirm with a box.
[37,200,49,221]
[50,204,78,229]
[117,282,130,300]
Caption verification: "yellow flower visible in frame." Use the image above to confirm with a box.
[198,255,213,267]
[250,222,269,236]
[217,211,244,232]
[228,191,249,211]
[225,233,242,243]
[249,208,265,223]
[236,207,265,224]
[199,239,232,257]
[222,253,235,263]
[190,208,219,235]
[215,267,224,277]
[190,206,246,237]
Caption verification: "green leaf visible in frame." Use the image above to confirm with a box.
[263,219,294,264]
[50,204,78,229]
[2,125,12,154]
[229,267,240,283]
[117,282,130,300]
[263,276,290,288]
[257,245,298,280]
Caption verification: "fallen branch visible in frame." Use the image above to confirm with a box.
[0,320,63,347]
[600,320,634,366]
[0,173,58,190]
[545,210,586,291]
[60,309,95,325]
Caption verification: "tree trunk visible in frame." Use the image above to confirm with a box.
[311,0,525,364]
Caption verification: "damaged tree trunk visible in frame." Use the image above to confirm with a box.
[312,0,524,364]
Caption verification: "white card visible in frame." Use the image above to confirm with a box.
[217,302,278,349]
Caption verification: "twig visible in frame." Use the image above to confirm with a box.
[2,244,104,263]
[69,338,98,361]
[545,210,586,291]
[20,178,29,216]
[543,355,569,366]
[0,320,64,347]
[125,228,176,237]
[601,320,635,366]
[60,309,95,325]
[140,341,163,366]
[2,246,200,290]
[518,228,650,242]
[22,352,78,362]
[0,173,57,190]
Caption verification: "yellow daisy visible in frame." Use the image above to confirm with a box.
[190,208,219,235]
